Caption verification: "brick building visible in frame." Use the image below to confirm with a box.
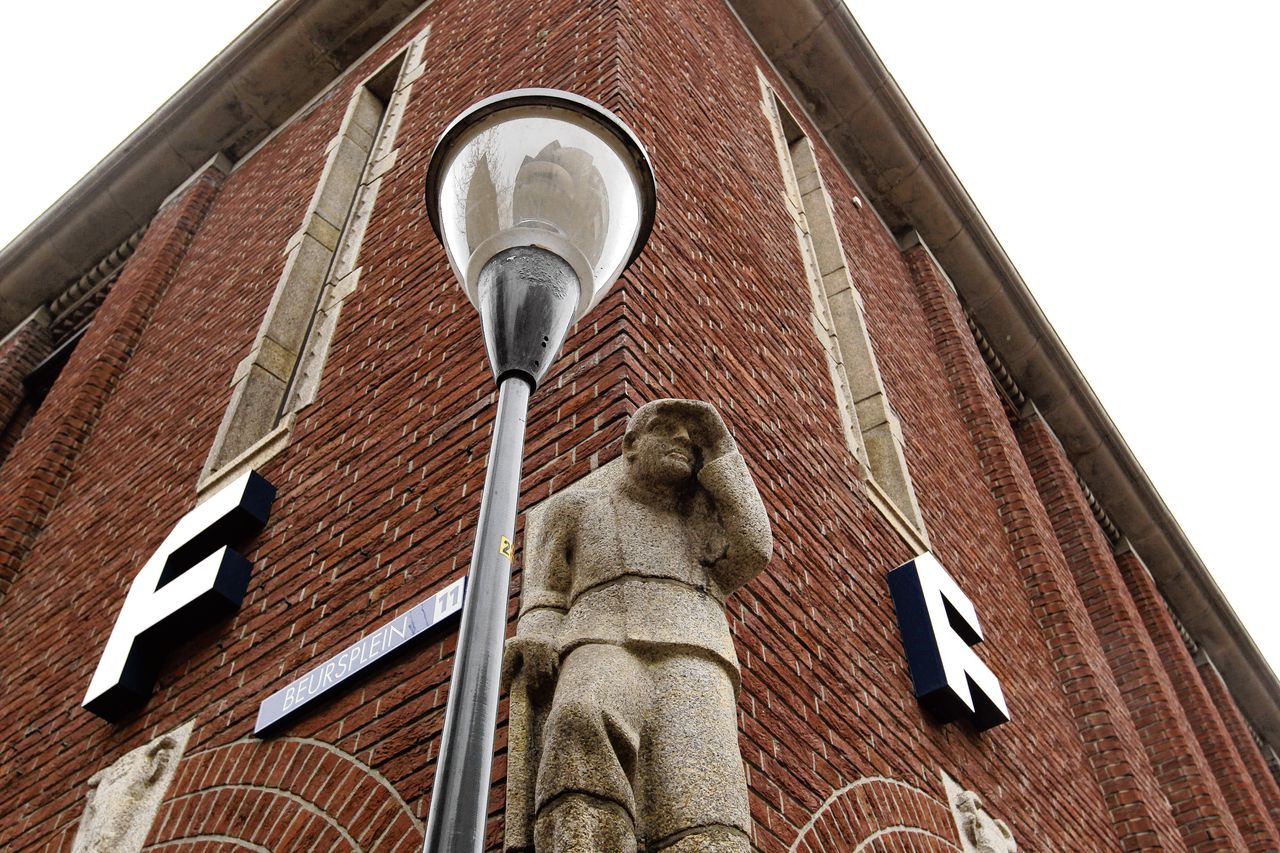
[1,0,1277,850]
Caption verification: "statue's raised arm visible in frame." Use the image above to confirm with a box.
[685,402,773,597]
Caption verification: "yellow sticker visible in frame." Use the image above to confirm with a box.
[499,535,514,560]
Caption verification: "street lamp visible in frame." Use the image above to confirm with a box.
[422,89,656,852]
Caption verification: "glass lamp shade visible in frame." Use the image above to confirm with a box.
[425,89,657,321]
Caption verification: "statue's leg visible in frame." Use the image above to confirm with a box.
[640,654,751,852]
[651,826,750,852]
[535,644,648,852]
[534,793,635,853]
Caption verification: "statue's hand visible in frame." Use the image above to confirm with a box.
[693,404,736,462]
[501,635,559,696]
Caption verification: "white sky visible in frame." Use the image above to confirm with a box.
[0,3,1276,677]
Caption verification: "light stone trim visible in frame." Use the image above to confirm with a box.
[46,225,148,344]
[196,415,294,497]
[198,26,430,495]
[285,28,429,413]
[853,827,959,852]
[866,477,929,553]
[145,836,271,853]
[758,71,927,539]
[758,73,866,471]
[0,306,51,349]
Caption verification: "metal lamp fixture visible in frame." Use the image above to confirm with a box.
[422,89,656,853]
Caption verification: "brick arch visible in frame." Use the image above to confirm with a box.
[790,776,962,853]
[144,737,422,852]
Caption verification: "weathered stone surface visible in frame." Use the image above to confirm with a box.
[656,825,751,852]
[70,720,193,853]
[534,793,634,853]
[504,399,773,852]
[943,772,1018,853]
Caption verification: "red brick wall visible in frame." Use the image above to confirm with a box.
[1197,651,1280,832]
[0,1,1274,851]
[0,165,224,605]
[906,244,1183,852]
[1019,409,1257,851]
[1114,543,1280,849]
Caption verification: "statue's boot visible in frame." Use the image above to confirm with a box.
[534,793,636,853]
[653,825,751,852]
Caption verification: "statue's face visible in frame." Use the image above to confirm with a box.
[627,415,698,487]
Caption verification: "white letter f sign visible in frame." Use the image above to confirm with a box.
[84,470,276,721]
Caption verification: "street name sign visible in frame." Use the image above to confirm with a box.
[255,577,466,734]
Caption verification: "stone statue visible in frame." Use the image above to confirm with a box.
[954,790,1017,853]
[71,721,192,853]
[503,399,773,852]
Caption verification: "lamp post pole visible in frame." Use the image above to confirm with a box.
[422,375,529,853]
[424,246,580,853]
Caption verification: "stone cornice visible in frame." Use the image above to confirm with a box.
[0,0,1274,751]
[0,0,425,331]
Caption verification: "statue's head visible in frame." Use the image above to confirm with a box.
[623,399,714,489]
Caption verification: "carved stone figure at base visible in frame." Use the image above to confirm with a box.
[503,400,773,852]
[71,720,192,853]
[954,790,1017,853]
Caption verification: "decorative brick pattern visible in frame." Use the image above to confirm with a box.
[905,242,1185,851]
[0,163,226,603]
[1196,650,1280,833]
[143,737,421,851]
[1018,409,1252,851]
[1115,538,1280,849]
[0,309,54,468]
[790,777,961,853]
